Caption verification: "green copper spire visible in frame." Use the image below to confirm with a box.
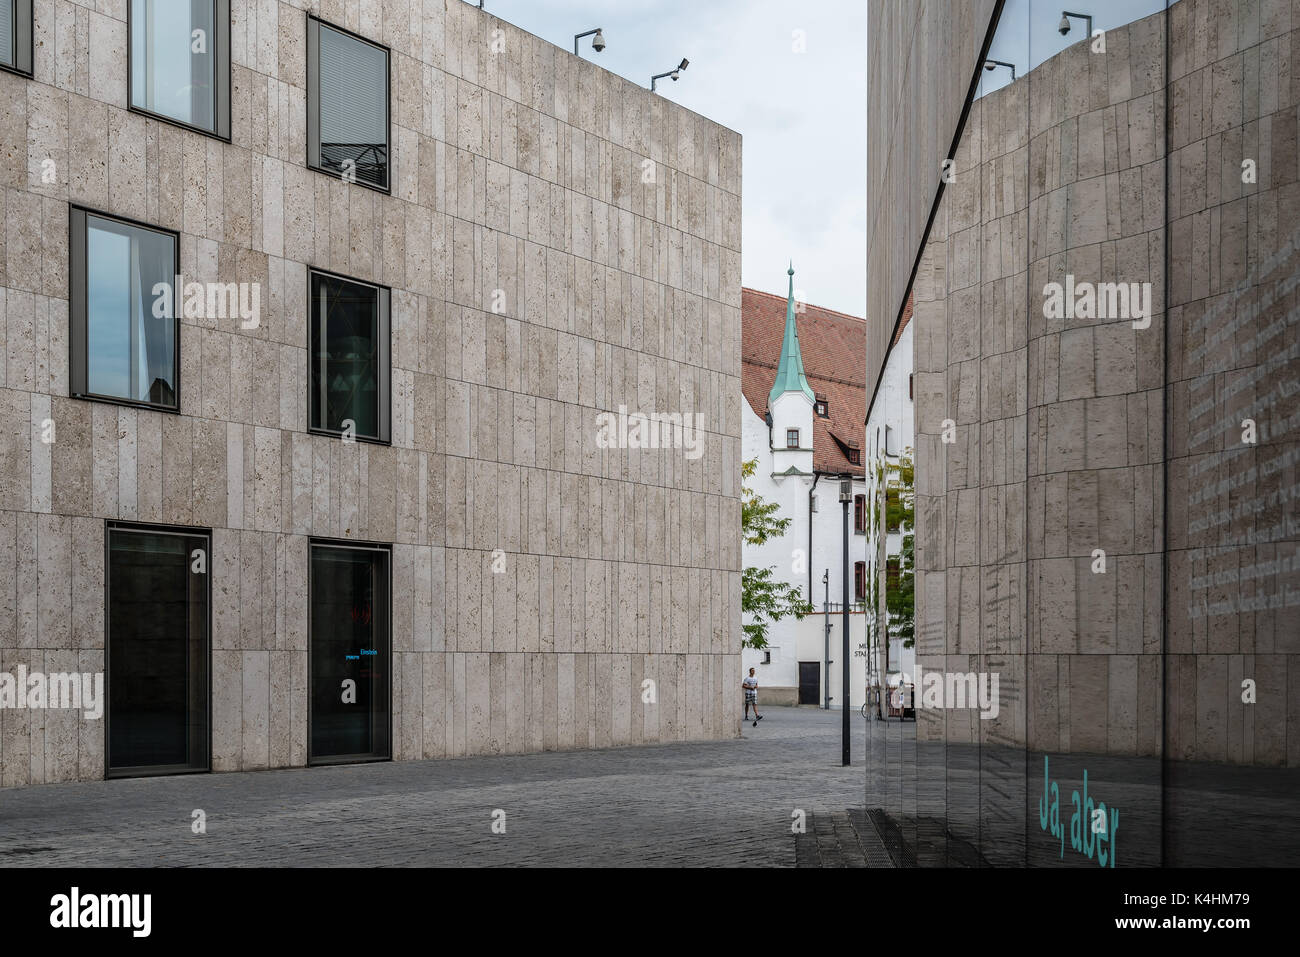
[768,262,815,407]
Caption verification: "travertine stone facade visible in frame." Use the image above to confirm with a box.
[0,0,743,785]
[869,0,1300,866]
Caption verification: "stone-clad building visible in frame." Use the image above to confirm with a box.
[867,0,1299,866]
[0,0,743,785]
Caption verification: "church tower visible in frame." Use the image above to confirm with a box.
[767,264,815,476]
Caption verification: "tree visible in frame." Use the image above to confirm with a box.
[884,450,915,648]
[741,458,814,649]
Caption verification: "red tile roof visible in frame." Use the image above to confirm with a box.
[741,288,866,476]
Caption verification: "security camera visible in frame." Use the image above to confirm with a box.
[1058,15,1071,35]
[984,61,995,70]
[671,70,680,81]
[592,29,605,52]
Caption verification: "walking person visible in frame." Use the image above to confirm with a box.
[743,668,763,727]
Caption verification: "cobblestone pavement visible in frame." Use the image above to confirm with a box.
[0,708,871,867]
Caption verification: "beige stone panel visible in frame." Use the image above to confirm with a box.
[211,649,241,771]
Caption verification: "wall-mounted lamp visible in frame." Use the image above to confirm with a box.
[574,27,605,57]
[983,58,1016,80]
[1058,10,1093,37]
[651,58,689,91]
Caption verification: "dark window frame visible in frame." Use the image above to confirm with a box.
[307,537,393,766]
[815,399,827,417]
[855,560,866,601]
[0,0,33,77]
[786,428,799,449]
[69,205,183,414]
[854,493,866,533]
[104,520,213,779]
[307,266,392,445]
[126,0,232,141]
[306,13,392,194]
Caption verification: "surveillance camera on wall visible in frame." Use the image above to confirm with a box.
[1058,16,1072,35]
[592,30,605,51]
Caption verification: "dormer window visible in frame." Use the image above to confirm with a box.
[815,394,828,417]
[848,447,861,465]
[786,429,800,449]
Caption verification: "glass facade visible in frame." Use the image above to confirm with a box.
[308,17,389,190]
[310,543,390,762]
[107,526,209,775]
[71,209,179,409]
[309,270,390,442]
[870,0,1300,868]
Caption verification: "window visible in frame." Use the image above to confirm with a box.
[763,650,771,665]
[310,542,390,762]
[908,373,914,400]
[309,269,391,443]
[0,0,32,75]
[884,424,896,457]
[855,561,866,601]
[815,396,828,417]
[129,0,230,138]
[107,524,210,776]
[308,16,390,191]
[886,487,900,534]
[854,494,866,533]
[786,429,799,448]
[847,445,861,466]
[886,556,900,592]
[70,208,180,410]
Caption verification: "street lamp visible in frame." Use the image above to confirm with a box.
[839,475,852,766]
[574,27,605,57]
[651,58,689,91]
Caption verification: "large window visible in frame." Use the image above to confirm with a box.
[129,0,230,138]
[310,542,390,763]
[0,0,31,75]
[107,525,210,776]
[854,494,866,533]
[308,16,389,191]
[70,208,180,410]
[309,269,390,443]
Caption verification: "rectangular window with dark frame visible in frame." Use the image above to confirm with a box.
[855,561,866,601]
[854,494,866,533]
[129,0,230,138]
[309,269,390,443]
[308,16,389,191]
[310,541,391,763]
[0,0,32,76]
[786,429,799,448]
[70,207,180,410]
[107,524,210,777]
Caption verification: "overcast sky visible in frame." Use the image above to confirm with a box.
[480,0,868,318]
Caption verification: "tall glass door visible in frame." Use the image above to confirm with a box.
[107,525,210,776]
[309,542,390,762]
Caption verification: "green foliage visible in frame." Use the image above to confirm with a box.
[884,450,916,648]
[741,459,814,649]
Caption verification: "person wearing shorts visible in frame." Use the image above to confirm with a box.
[743,668,763,726]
